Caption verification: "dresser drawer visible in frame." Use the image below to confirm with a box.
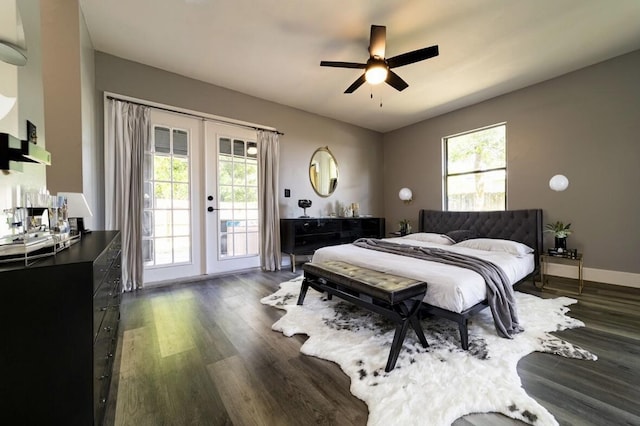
[93,266,121,340]
[93,307,118,425]
[294,219,340,235]
[93,237,121,295]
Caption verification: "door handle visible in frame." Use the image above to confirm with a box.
[207,207,219,212]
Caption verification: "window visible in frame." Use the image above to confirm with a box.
[143,126,192,266]
[444,123,506,211]
[217,137,259,258]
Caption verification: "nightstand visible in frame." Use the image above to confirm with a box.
[538,252,584,294]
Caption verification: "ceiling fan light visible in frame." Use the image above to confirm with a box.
[365,65,388,85]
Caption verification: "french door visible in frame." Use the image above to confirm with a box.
[143,110,204,283]
[142,111,260,284]
[204,122,260,274]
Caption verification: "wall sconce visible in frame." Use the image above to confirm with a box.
[398,187,413,203]
[0,93,17,120]
[549,174,569,192]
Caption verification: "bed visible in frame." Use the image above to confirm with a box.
[310,209,543,349]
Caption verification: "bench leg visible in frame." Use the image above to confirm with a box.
[297,279,310,305]
[385,299,428,372]
[386,319,411,372]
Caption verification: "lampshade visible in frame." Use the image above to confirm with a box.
[365,63,388,85]
[58,192,92,234]
[549,174,569,192]
[398,187,413,203]
[58,192,93,218]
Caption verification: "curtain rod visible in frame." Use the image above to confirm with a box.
[105,95,284,135]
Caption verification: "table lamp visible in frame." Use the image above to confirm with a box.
[58,192,93,235]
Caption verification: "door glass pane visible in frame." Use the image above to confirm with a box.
[173,210,190,236]
[155,237,173,265]
[173,129,188,155]
[155,127,170,153]
[219,161,233,185]
[173,157,189,182]
[173,183,189,206]
[142,211,153,237]
[154,156,172,180]
[217,137,259,259]
[219,138,232,155]
[142,239,153,264]
[233,162,246,185]
[174,237,190,262]
[154,183,171,208]
[154,210,172,237]
[233,140,245,156]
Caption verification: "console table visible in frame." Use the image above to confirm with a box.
[0,231,121,425]
[280,217,385,272]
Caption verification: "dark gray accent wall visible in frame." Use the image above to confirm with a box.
[383,49,640,275]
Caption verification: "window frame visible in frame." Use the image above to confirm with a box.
[443,123,507,212]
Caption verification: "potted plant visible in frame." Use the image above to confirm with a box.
[545,221,572,251]
[399,219,412,236]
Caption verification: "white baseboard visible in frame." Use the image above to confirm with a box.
[545,264,640,289]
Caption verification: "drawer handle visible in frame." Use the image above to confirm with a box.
[103,326,112,332]
[100,306,108,311]
[100,398,107,404]
[100,374,110,380]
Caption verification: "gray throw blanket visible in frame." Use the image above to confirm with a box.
[352,238,523,338]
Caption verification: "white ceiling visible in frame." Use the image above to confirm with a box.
[79,0,640,133]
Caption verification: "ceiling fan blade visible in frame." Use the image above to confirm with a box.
[369,25,386,58]
[385,70,409,92]
[344,74,366,93]
[387,45,439,69]
[320,61,366,69]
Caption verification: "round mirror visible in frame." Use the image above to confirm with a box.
[309,146,338,197]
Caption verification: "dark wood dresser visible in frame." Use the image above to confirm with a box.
[280,217,385,271]
[0,231,121,425]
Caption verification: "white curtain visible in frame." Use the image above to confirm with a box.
[105,99,150,291]
[257,130,281,271]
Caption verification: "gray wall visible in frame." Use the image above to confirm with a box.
[384,49,640,276]
[94,52,384,222]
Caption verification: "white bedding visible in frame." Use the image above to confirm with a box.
[311,236,534,313]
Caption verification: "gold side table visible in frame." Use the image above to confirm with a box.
[538,253,584,294]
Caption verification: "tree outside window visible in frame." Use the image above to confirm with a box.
[444,124,506,211]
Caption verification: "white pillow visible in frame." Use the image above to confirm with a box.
[454,238,534,257]
[402,232,454,245]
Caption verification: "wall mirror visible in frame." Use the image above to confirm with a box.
[309,146,338,197]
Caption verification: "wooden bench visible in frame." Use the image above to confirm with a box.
[299,261,428,372]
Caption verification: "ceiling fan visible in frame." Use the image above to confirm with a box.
[320,25,439,94]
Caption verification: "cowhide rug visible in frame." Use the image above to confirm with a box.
[261,277,596,426]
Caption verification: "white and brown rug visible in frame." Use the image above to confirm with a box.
[261,277,596,426]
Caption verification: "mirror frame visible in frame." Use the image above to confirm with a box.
[309,146,339,197]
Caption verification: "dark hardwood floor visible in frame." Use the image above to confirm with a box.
[104,271,640,426]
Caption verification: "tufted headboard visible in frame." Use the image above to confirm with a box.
[418,209,543,271]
